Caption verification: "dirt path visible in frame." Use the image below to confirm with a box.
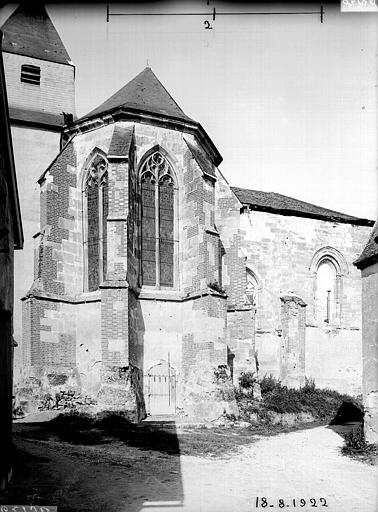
[1,424,376,512]
[174,426,377,512]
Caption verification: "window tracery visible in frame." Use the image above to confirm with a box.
[140,152,176,288]
[84,155,108,291]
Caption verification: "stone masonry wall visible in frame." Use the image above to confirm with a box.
[214,170,245,307]
[3,53,75,118]
[139,293,230,419]
[106,158,128,282]
[19,295,82,410]
[227,308,256,383]
[22,124,117,379]
[182,153,219,294]
[75,300,102,395]
[100,288,129,367]
[214,171,255,388]
[36,141,78,295]
[239,209,371,393]
[138,298,182,415]
[181,294,231,419]
[280,296,306,389]
[12,126,61,362]
[135,125,220,294]
[361,262,378,443]
[127,141,139,290]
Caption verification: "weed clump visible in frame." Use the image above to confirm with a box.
[341,424,377,464]
[236,374,363,425]
[239,371,257,390]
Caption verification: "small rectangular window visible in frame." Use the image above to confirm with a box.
[21,64,40,85]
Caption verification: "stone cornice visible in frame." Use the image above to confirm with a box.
[62,107,222,167]
[22,286,228,304]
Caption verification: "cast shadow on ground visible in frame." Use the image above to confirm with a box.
[0,417,184,512]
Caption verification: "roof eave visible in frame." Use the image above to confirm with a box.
[1,47,74,67]
[64,107,223,167]
[10,113,65,131]
[354,253,378,270]
[241,203,374,226]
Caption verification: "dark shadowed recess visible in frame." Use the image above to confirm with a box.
[329,400,364,425]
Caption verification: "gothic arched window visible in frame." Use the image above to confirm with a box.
[245,267,259,307]
[140,151,176,288]
[316,259,337,323]
[84,155,108,291]
[310,247,347,325]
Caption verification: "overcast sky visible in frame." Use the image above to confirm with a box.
[1,2,377,219]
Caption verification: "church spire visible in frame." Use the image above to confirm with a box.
[1,2,72,65]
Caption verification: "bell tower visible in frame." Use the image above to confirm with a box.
[1,2,76,362]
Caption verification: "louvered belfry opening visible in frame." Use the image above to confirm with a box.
[141,152,175,288]
[20,64,41,85]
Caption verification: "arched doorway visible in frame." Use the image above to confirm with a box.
[147,361,177,415]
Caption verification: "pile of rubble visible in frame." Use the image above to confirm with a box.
[39,390,97,411]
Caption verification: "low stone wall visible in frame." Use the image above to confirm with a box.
[244,410,316,427]
[14,364,146,422]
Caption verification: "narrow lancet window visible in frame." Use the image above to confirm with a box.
[159,175,174,287]
[84,156,108,291]
[141,172,156,286]
[87,181,100,291]
[316,260,336,323]
[246,268,258,307]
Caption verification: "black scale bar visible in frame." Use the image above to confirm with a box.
[107,6,324,23]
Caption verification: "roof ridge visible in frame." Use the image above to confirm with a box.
[145,67,189,120]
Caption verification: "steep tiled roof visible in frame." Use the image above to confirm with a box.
[231,187,374,226]
[80,67,194,123]
[184,138,216,179]
[1,2,72,65]
[354,222,378,269]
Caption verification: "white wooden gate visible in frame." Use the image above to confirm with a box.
[147,362,176,415]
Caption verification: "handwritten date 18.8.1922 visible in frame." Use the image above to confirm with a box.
[255,497,328,508]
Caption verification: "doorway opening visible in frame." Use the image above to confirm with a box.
[147,361,176,415]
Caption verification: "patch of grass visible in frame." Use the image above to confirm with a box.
[23,411,264,457]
